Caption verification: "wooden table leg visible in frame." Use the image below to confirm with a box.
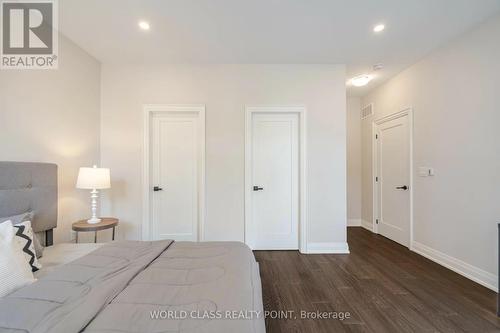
[112,226,115,241]
[95,231,97,243]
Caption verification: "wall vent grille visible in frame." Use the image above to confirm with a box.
[361,103,374,119]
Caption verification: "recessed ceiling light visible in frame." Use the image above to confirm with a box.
[138,21,150,31]
[373,24,385,33]
[351,75,373,87]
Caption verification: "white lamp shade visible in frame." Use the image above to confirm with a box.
[76,167,111,189]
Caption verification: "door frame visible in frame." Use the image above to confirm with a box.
[244,106,307,253]
[142,104,206,241]
[372,107,414,248]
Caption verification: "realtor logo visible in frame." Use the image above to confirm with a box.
[1,0,58,69]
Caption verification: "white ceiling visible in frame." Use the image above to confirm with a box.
[59,0,500,96]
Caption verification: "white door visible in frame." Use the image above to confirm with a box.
[249,113,299,250]
[376,113,411,247]
[150,112,200,241]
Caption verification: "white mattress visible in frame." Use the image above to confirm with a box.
[35,243,104,279]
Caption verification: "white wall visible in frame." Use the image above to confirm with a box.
[0,35,101,243]
[100,64,347,251]
[361,15,500,290]
[346,97,361,226]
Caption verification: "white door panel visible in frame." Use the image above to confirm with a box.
[250,113,299,249]
[151,114,199,241]
[376,114,410,247]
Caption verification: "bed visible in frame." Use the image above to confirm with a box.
[34,243,104,279]
[0,162,265,333]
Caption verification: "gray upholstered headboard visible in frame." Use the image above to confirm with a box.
[0,162,57,245]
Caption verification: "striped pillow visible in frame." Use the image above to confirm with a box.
[0,221,35,297]
[13,221,42,272]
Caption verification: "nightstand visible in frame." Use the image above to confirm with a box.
[72,217,119,243]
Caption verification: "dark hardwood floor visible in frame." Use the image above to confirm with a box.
[254,227,500,333]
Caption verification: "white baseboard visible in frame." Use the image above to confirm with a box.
[347,219,361,227]
[411,241,498,292]
[361,219,373,232]
[306,242,350,254]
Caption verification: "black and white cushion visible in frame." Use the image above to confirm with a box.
[0,211,44,258]
[13,221,42,272]
[0,221,35,297]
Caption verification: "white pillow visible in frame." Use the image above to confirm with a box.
[0,221,35,297]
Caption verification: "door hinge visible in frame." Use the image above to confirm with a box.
[375,134,378,139]
[376,219,379,224]
[375,176,378,182]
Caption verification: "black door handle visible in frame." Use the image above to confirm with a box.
[396,185,408,190]
[153,186,163,191]
[253,186,264,191]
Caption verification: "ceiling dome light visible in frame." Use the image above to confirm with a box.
[138,21,150,30]
[373,24,385,33]
[351,75,373,87]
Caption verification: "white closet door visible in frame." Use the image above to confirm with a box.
[250,113,299,249]
[151,113,199,241]
[376,114,411,247]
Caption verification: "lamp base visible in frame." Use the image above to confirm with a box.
[87,217,102,224]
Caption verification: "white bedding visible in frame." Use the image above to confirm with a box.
[35,243,104,279]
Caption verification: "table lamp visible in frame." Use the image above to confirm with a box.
[76,165,111,224]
